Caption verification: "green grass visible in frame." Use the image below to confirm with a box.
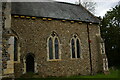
[15,68,120,80]
[69,69,119,78]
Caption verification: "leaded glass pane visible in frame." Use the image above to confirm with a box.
[71,39,75,58]
[76,39,80,58]
[55,38,59,59]
[14,37,18,61]
[49,38,53,59]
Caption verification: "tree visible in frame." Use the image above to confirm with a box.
[75,0,96,13]
[81,1,96,14]
[100,3,120,67]
[74,0,96,14]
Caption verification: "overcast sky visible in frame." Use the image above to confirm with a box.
[55,0,119,17]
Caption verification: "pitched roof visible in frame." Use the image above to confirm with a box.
[11,2,100,23]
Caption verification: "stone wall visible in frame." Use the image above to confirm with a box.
[2,2,15,78]
[88,24,103,73]
[0,2,3,78]
[11,17,102,78]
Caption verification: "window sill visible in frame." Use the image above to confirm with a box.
[47,59,62,62]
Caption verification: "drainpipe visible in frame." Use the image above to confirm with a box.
[87,23,93,75]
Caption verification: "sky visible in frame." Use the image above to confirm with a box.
[95,2,119,17]
[55,0,119,17]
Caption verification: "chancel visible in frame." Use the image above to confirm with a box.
[0,1,109,78]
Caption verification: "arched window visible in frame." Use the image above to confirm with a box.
[14,37,18,61]
[71,39,75,58]
[76,39,80,58]
[55,38,59,59]
[71,34,81,59]
[49,37,53,59]
[47,32,60,60]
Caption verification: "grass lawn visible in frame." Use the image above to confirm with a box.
[70,69,119,78]
[15,68,120,80]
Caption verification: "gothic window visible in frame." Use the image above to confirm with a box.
[71,34,81,59]
[47,32,60,60]
[48,37,53,59]
[55,38,59,59]
[14,37,18,61]
[76,39,80,58]
[71,39,75,58]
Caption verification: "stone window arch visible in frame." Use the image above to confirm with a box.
[70,34,82,59]
[47,31,61,61]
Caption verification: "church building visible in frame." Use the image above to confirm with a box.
[0,2,109,78]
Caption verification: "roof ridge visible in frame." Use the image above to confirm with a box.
[55,2,100,22]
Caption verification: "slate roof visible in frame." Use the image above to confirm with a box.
[11,2,100,23]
